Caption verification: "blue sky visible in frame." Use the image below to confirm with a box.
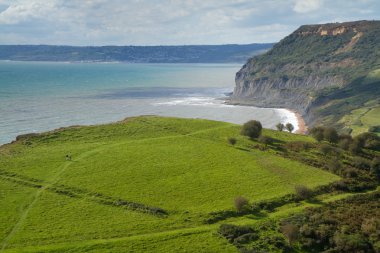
[0,0,379,45]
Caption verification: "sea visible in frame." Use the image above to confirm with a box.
[0,61,297,145]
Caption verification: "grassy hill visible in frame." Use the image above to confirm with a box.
[0,116,342,252]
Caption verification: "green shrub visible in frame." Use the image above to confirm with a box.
[228,137,237,145]
[234,196,249,213]
[353,157,370,170]
[258,135,273,145]
[370,157,380,179]
[241,120,262,139]
[310,126,325,142]
[323,127,339,144]
[294,185,313,200]
[319,144,333,156]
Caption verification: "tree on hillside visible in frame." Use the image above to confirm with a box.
[281,223,299,246]
[310,126,325,142]
[323,127,339,144]
[276,123,285,131]
[241,120,262,139]
[286,123,294,133]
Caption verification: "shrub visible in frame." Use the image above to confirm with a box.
[370,157,380,179]
[310,126,325,142]
[276,123,285,131]
[286,123,294,133]
[338,138,351,150]
[258,135,273,145]
[319,144,333,156]
[228,137,237,145]
[323,127,339,144]
[285,141,311,152]
[353,157,370,170]
[349,140,362,154]
[219,224,255,243]
[241,120,262,139]
[294,185,313,200]
[333,233,371,252]
[281,223,299,246]
[356,132,380,150]
[234,196,249,213]
[327,159,342,173]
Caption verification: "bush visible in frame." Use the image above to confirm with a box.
[234,196,249,213]
[241,120,262,139]
[319,144,333,156]
[310,126,325,142]
[286,123,294,133]
[258,135,273,145]
[323,127,339,144]
[281,223,299,246]
[327,159,342,173]
[285,141,312,152]
[349,140,362,154]
[276,123,285,131]
[228,137,237,145]
[370,157,380,179]
[356,132,380,150]
[295,185,313,200]
[338,138,351,150]
[219,224,255,243]
[353,157,370,170]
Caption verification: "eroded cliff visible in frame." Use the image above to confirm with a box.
[232,20,380,130]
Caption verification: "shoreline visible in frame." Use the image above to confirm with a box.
[224,99,308,135]
[288,109,308,134]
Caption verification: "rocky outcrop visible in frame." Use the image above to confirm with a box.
[231,20,380,127]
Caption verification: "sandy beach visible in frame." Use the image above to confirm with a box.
[292,110,308,134]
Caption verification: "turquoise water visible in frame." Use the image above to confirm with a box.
[0,61,295,145]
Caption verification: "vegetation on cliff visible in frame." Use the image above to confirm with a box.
[233,20,380,134]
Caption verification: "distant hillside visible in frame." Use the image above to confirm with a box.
[0,44,273,63]
[232,20,380,134]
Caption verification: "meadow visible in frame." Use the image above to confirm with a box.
[0,116,340,252]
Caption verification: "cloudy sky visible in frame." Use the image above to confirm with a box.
[0,0,378,45]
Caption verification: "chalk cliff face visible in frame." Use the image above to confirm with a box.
[232,20,380,127]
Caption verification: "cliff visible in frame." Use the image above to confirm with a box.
[232,20,380,132]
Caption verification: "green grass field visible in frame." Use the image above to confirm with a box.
[0,116,340,252]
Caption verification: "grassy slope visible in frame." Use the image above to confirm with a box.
[0,116,339,252]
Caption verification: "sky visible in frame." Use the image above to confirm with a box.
[0,0,379,46]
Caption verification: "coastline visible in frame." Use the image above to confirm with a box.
[289,109,308,134]
[224,98,308,135]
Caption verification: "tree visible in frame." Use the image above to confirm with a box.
[323,127,339,144]
[241,120,262,139]
[286,123,294,133]
[234,196,249,213]
[276,123,285,131]
[310,126,325,142]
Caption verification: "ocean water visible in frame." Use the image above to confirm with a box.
[0,61,297,145]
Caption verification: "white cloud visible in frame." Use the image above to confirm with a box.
[293,0,322,13]
[0,0,378,45]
